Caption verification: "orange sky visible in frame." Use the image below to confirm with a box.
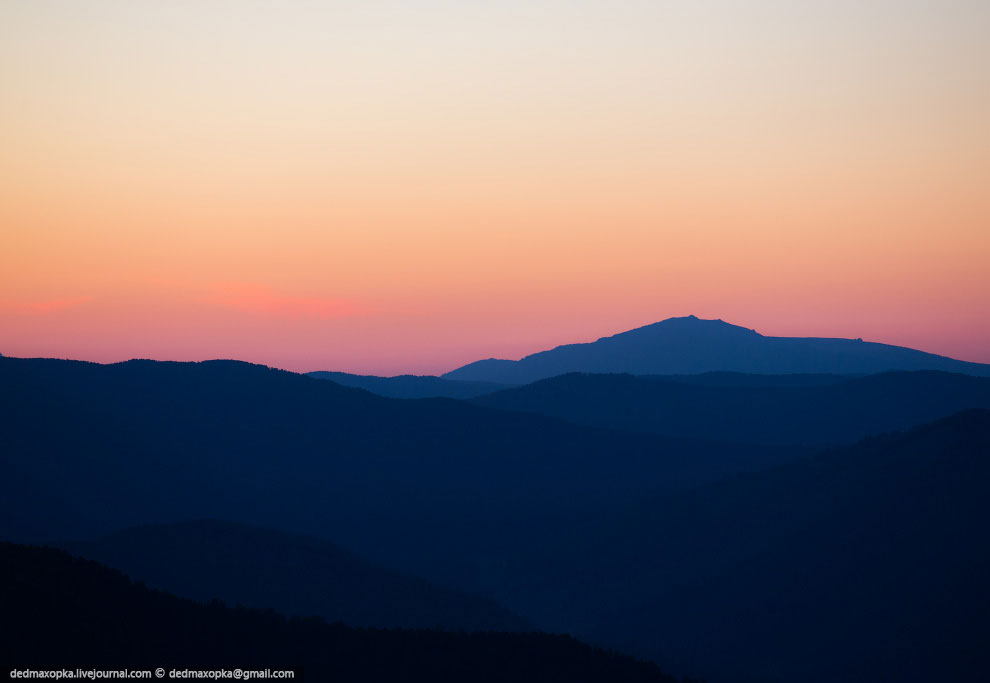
[2,1,988,374]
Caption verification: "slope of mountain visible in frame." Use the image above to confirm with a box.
[61,519,528,632]
[0,356,806,588]
[1,542,686,683]
[473,370,990,446]
[471,410,990,683]
[443,316,990,383]
[307,370,509,399]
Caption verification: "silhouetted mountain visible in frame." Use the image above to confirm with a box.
[307,370,509,399]
[1,542,688,683]
[443,316,990,383]
[0,356,805,588]
[468,411,990,682]
[61,519,528,632]
[473,370,990,446]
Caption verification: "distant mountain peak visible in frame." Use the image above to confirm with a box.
[654,314,753,328]
[592,316,759,345]
[443,316,990,383]
[638,315,746,329]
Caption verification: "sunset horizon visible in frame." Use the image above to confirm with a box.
[3,1,988,375]
[4,3,990,680]
[2,312,989,377]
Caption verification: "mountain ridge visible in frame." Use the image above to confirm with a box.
[443,316,990,383]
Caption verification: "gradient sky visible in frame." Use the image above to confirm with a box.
[2,0,988,374]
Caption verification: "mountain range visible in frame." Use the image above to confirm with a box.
[443,316,990,383]
[0,356,805,580]
[4,321,990,682]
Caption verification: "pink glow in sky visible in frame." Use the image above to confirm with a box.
[2,1,988,374]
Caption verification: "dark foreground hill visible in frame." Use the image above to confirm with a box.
[478,410,990,682]
[444,316,990,383]
[0,542,687,683]
[62,519,528,632]
[473,370,990,446]
[307,371,508,399]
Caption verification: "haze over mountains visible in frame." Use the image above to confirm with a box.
[0,356,805,572]
[473,371,990,446]
[3,315,990,682]
[303,316,990,401]
[444,316,990,384]
[502,410,990,683]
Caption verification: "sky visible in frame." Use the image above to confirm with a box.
[1,0,988,374]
